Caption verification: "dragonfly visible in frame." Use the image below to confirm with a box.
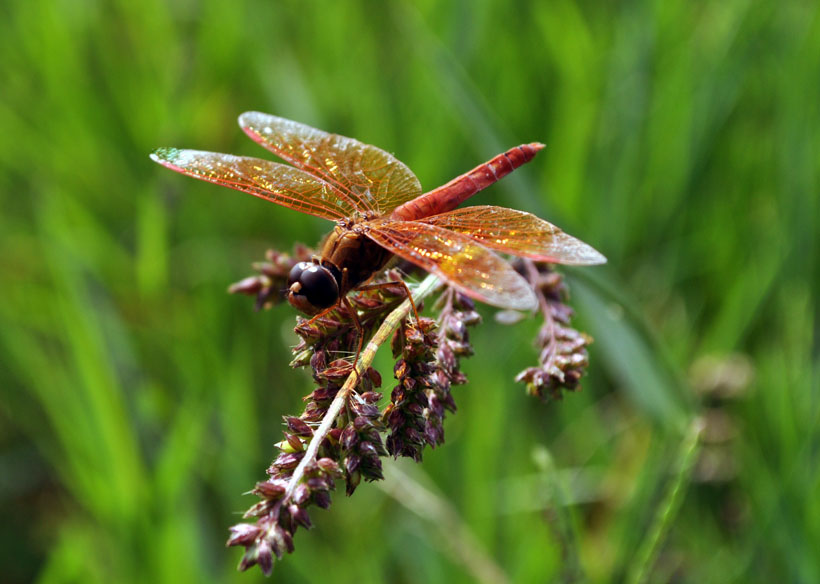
[150,112,605,329]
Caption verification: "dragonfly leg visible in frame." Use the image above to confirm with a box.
[300,299,341,327]
[342,294,365,381]
[339,268,365,385]
[355,279,421,325]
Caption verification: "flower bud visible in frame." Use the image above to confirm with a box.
[227,523,262,547]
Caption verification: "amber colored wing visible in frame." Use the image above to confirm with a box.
[419,206,607,265]
[150,148,354,221]
[239,112,422,216]
[365,220,537,310]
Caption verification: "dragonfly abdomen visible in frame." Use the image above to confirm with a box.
[390,142,544,221]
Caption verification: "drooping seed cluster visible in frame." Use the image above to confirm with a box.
[382,291,480,461]
[514,262,592,402]
[383,317,440,460]
[427,291,480,446]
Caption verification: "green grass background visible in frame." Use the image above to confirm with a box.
[1,0,817,582]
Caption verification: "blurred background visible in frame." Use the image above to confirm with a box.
[1,0,817,582]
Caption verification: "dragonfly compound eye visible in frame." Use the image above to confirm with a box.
[290,264,339,309]
[288,262,312,288]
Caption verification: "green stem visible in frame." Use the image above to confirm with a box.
[626,417,704,584]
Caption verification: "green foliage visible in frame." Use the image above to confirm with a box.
[0,0,817,582]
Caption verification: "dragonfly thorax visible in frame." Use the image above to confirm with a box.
[287,226,393,315]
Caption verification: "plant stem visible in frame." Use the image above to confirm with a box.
[626,417,704,584]
[283,274,443,502]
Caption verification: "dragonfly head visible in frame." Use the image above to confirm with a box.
[286,261,341,314]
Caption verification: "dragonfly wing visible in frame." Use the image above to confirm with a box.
[420,206,606,265]
[150,148,352,221]
[365,220,537,311]
[239,112,422,215]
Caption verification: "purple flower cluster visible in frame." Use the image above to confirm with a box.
[225,254,593,575]
[515,262,592,401]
